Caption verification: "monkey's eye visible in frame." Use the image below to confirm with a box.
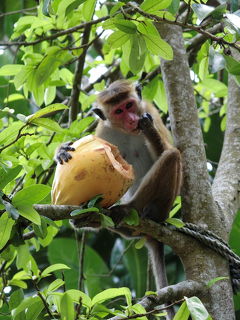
[126,102,133,109]
[115,109,123,114]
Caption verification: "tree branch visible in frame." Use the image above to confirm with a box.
[212,74,240,228]
[33,204,189,253]
[128,3,240,52]
[69,25,92,124]
[140,280,205,310]
[0,16,110,47]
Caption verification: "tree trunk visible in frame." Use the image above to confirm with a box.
[157,23,235,320]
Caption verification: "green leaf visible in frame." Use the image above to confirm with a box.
[91,287,132,307]
[60,292,74,320]
[12,184,51,207]
[220,115,226,131]
[26,299,44,320]
[0,165,22,190]
[173,301,189,320]
[135,237,146,249]
[18,206,41,225]
[199,57,209,81]
[12,297,41,318]
[169,203,181,218]
[224,55,240,75]
[129,36,146,74]
[3,94,25,103]
[44,86,56,105]
[26,103,68,122]
[0,122,23,146]
[0,212,15,250]
[66,289,91,308]
[87,194,103,207]
[0,64,23,76]
[100,214,115,228]
[41,263,70,277]
[138,20,159,37]
[31,118,64,133]
[70,207,100,216]
[107,31,131,49]
[143,34,173,59]
[114,19,137,34]
[110,2,125,16]
[82,0,96,21]
[124,209,139,226]
[207,276,229,288]
[166,218,185,228]
[14,65,35,89]
[185,296,212,320]
[9,289,24,311]
[48,279,65,292]
[141,0,172,12]
[201,79,227,97]
[35,47,72,86]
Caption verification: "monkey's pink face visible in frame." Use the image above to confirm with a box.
[110,98,140,133]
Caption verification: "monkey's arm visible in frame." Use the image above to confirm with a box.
[138,113,168,156]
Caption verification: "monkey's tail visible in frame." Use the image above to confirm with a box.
[146,239,175,319]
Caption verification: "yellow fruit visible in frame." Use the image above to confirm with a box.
[51,135,135,208]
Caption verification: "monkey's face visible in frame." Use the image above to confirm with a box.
[109,98,141,133]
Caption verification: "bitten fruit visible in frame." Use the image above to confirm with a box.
[51,135,135,207]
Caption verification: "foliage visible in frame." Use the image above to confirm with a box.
[0,0,239,318]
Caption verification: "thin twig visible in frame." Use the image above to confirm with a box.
[0,124,34,153]
[117,299,184,320]
[0,6,37,18]
[69,25,92,124]
[32,280,54,319]
[128,3,240,52]
[78,231,87,291]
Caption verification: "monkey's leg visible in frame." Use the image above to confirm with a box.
[128,149,181,222]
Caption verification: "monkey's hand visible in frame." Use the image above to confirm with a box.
[138,113,153,131]
[55,141,75,165]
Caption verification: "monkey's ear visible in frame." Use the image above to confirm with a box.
[93,108,106,120]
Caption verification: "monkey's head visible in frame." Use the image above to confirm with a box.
[94,80,143,134]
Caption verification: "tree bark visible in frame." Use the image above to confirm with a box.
[157,23,235,319]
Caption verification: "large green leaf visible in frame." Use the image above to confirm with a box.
[129,36,146,74]
[0,165,22,190]
[12,184,51,207]
[48,238,111,295]
[143,34,173,59]
[114,19,137,34]
[35,47,72,86]
[60,292,74,320]
[92,287,132,307]
[0,64,23,76]
[0,122,23,146]
[26,103,68,122]
[31,118,64,133]
[122,240,148,297]
[141,0,172,12]
[185,296,212,320]
[82,0,96,21]
[0,212,15,250]
[173,301,190,320]
[17,206,41,225]
[107,31,131,49]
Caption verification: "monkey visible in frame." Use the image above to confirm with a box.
[55,80,182,315]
